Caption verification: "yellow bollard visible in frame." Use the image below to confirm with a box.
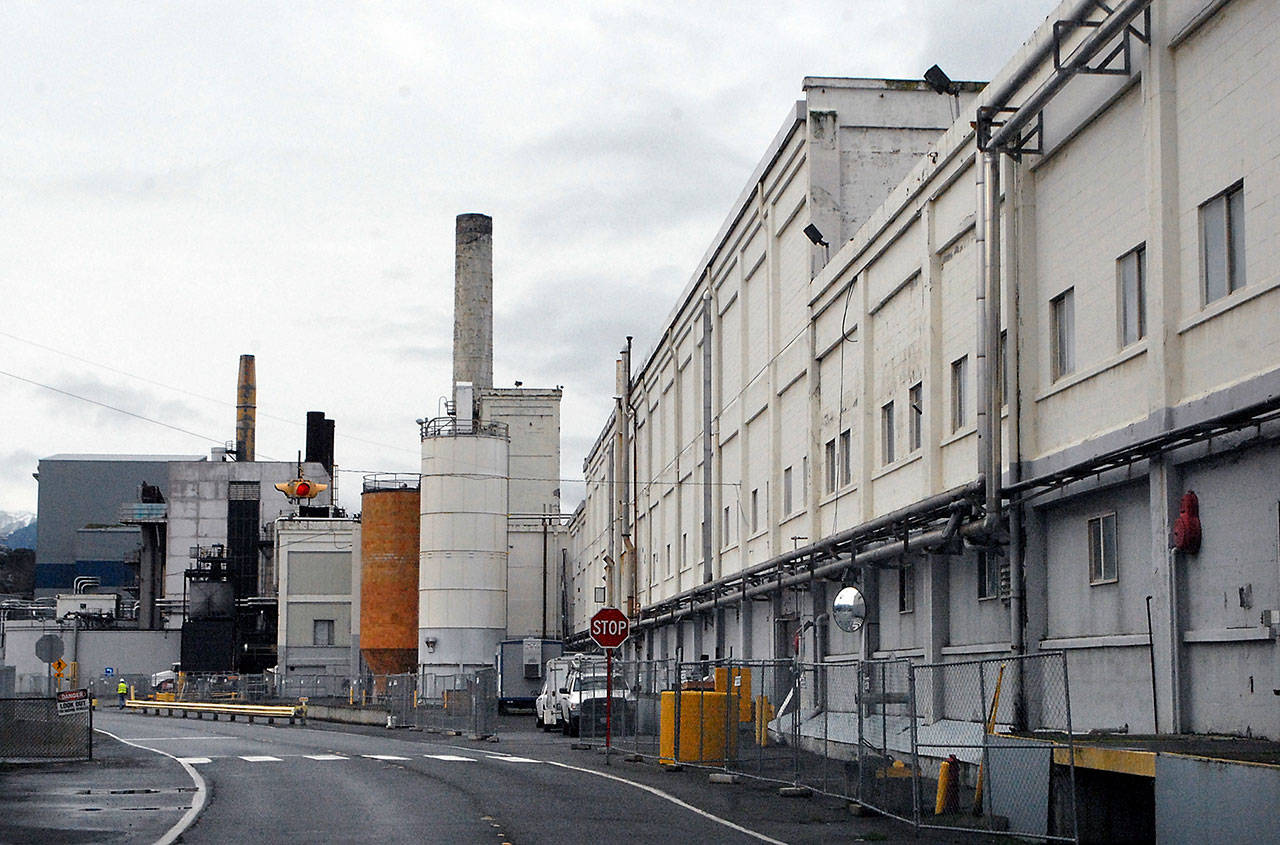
[935,755,960,815]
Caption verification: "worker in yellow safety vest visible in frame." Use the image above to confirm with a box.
[117,679,128,709]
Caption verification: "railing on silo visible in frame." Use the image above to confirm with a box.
[361,473,422,493]
[418,417,509,440]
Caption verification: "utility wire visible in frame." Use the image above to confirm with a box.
[0,368,234,449]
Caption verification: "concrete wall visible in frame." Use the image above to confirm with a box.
[2,621,180,690]
[479,388,567,641]
[275,518,359,677]
[165,459,330,602]
[1155,754,1280,845]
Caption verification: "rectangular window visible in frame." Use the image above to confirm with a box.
[783,466,793,514]
[824,439,837,493]
[839,429,852,486]
[751,489,759,533]
[1051,288,1075,380]
[723,505,732,546]
[1201,182,1245,303]
[666,543,672,577]
[1119,244,1147,345]
[951,356,967,432]
[681,533,688,571]
[1088,513,1118,584]
[978,551,1000,600]
[802,456,809,498]
[898,562,914,613]
[313,619,335,646]
[908,383,923,452]
[881,401,895,465]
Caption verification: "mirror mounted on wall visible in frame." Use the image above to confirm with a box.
[832,585,867,633]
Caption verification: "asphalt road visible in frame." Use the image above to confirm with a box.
[4,710,996,844]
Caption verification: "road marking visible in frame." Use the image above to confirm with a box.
[424,754,475,762]
[543,760,786,845]
[95,728,207,845]
[488,756,541,763]
[305,754,348,761]
[363,754,411,761]
[239,755,282,762]
[118,736,236,742]
[177,757,212,764]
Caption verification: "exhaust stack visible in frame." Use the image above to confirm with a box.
[235,354,256,461]
[453,213,494,399]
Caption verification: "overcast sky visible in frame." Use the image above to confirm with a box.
[0,0,1060,517]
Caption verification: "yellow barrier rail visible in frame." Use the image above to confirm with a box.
[123,699,306,725]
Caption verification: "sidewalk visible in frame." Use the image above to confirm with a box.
[0,728,196,844]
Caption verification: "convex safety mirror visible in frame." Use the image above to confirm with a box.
[832,586,866,633]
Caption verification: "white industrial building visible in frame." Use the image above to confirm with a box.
[274,516,361,677]
[569,0,1280,747]
[417,214,567,677]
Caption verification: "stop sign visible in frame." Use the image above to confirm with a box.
[589,607,630,649]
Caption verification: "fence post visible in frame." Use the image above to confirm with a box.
[907,661,920,827]
[1062,655,1079,844]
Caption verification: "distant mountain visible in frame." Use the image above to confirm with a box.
[0,511,36,550]
[4,521,36,550]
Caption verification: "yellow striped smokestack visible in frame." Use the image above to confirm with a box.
[236,354,256,461]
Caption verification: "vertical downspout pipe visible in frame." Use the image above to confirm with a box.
[980,151,1002,531]
[975,157,992,512]
[702,289,714,585]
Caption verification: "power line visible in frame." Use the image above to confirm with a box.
[0,329,419,457]
[0,368,234,449]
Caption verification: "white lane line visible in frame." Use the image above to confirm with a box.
[239,755,282,762]
[543,759,786,845]
[424,754,475,762]
[305,754,348,761]
[363,754,411,761]
[94,728,207,845]
[177,757,212,764]
[117,736,236,742]
[488,756,541,763]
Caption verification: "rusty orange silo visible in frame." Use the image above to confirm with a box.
[360,475,420,675]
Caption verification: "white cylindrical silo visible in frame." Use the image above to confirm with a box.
[418,418,509,675]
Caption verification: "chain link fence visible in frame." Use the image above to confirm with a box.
[0,697,92,761]
[588,652,1074,842]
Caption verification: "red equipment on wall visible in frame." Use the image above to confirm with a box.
[1172,490,1202,553]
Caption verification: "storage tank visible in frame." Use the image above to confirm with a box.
[359,474,421,676]
[418,415,509,674]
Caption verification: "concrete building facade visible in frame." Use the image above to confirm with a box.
[274,517,361,677]
[570,0,1280,742]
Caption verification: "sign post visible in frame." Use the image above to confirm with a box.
[589,607,630,755]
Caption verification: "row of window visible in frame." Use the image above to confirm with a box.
[1051,180,1246,382]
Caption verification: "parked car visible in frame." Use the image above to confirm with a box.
[535,656,574,730]
[557,657,634,738]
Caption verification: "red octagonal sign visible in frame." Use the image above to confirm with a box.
[590,607,630,650]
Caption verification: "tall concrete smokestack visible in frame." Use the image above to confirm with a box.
[453,213,493,394]
[235,354,256,461]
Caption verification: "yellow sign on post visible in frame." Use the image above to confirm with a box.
[52,658,67,675]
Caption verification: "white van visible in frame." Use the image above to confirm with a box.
[535,656,574,731]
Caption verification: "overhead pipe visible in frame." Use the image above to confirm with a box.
[637,516,979,631]
[983,0,1152,154]
[640,480,983,622]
